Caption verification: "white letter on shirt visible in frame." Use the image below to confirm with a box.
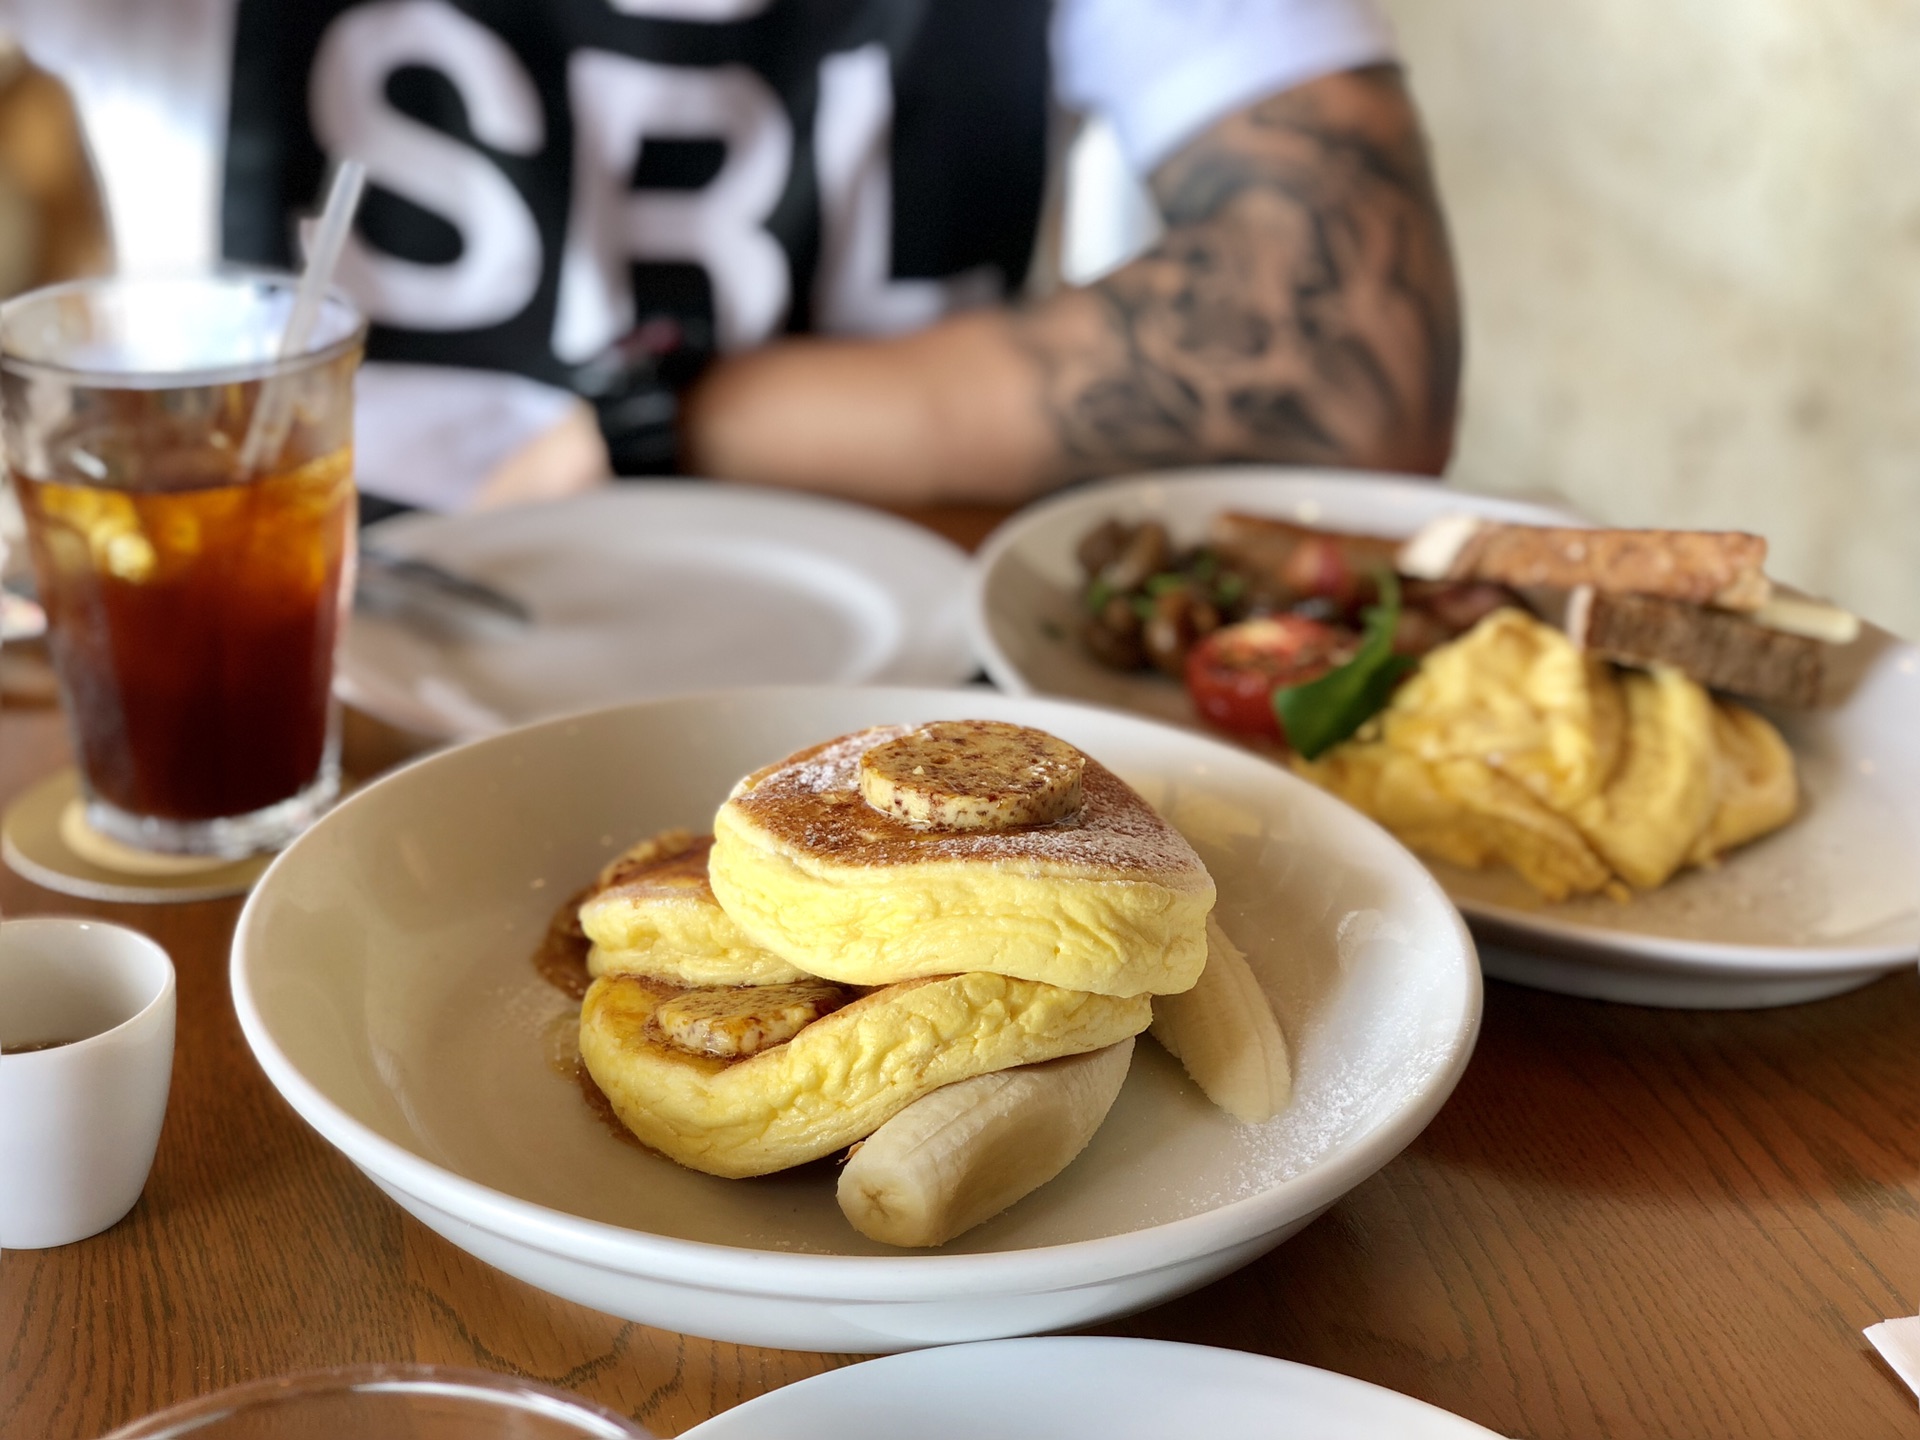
[554,54,792,360]
[813,44,1000,336]
[309,0,545,329]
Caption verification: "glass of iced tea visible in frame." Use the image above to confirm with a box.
[0,272,364,856]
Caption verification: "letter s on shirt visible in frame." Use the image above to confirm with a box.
[309,0,544,330]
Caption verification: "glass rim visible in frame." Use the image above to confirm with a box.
[98,1363,649,1439]
[0,916,175,1062]
[0,266,368,391]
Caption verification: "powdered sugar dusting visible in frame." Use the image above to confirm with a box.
[729,724,1209,877]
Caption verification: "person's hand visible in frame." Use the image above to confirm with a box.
[680,313,1048,505]
[471,398,612,509]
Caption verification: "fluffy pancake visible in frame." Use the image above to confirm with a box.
[580,829,808,987]
[707,725,1215,998]
[579,970,1151,1177]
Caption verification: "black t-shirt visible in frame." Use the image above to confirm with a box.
[221,0,1051,404]
[17,0,1390,494]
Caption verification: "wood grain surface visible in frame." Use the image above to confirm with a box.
[3,505,1919,1439]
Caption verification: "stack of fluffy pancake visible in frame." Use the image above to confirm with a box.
[575,721,1219,1195]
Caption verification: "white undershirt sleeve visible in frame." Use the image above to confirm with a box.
[1052,0,1399,177]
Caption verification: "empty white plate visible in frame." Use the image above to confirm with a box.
[338,484,975,739]
[971,467,1920,1008]
[683,1338,1504,1439]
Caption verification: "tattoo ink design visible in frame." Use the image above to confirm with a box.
[1015,66,1461,478]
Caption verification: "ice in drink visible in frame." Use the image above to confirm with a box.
[12,427,353,825]
[0,272,364,855]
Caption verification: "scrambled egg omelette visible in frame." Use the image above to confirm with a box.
[1296,610,1798,901]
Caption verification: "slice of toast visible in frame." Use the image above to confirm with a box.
[1401,517,1771,611]
[1563,587,1824,708]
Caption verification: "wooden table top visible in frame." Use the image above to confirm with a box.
[4,500,1920,1439]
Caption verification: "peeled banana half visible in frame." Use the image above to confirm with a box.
[1150,916,1292,1123]
[837,917,1290,1248]
[838,1037,1135,1248]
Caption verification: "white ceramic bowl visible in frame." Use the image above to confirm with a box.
[971,468,1920,1008]
[231,688,1479,1352]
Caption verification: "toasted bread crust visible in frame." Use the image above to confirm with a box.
[1435,524,1770,611]
[1570,589,1824,707]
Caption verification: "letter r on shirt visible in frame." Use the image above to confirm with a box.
[554,52,793,360]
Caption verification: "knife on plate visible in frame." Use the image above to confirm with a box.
[354,547,534,638]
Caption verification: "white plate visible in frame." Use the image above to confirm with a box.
[683,1337,1503,1439]
[231,686,1480,1352]
[337,484,975,740]
[971,467,1920,1009]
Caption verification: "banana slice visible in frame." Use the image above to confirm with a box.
[1150,917,1291,1122]
[858,719,1085,830]
[654,979,856,1058]
[837,1037,1134,1247]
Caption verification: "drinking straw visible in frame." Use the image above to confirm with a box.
[236,158,367,477]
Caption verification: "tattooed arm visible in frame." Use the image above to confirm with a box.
[1014,65,1459,479]
[680,66,1460,502]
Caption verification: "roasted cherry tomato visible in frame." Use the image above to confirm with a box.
[1183,614,1351,742]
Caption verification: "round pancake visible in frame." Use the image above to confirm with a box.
[579,970,1151,1178]
[708,726,1215,998]
[580,829,808,987]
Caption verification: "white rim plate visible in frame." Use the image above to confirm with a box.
[338,484,975,740]
[230,686,1480,1351]
[970,468,1920,1008]
[682,1337,1504,1439]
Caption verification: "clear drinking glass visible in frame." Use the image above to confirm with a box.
[0,272,364,856]
[99,1364,652,1439]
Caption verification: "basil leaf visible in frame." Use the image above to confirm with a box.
[1274,571,1416,760]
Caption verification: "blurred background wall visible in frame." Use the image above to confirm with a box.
[1380,0,1920,635]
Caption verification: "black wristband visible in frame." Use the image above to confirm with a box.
[571,315,715,477]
